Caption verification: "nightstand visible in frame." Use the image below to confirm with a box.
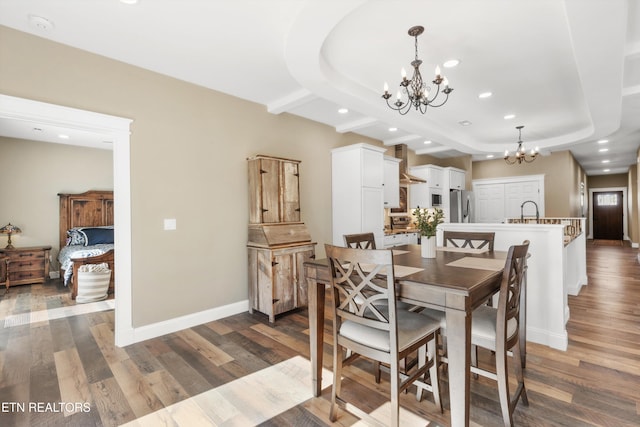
[0,246,51,289]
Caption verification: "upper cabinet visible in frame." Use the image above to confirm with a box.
[447,167,466,190]
[410,165,444,189]
[383,156,401,209]
[248,155,301,224]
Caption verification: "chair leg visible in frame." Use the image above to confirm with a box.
[330,344,343,422]
[415,345,426,402]
[512,341,529,406]
[428,337,443,413]
[495,346,513,427]
[390,359,400,427]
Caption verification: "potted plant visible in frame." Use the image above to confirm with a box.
[413,206,444,258]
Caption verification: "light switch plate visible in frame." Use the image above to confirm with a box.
[164,218,177,230]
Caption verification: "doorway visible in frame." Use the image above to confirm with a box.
[0,94,133,346]
[592,191,624,240]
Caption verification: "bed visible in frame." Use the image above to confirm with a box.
[58,190,115,300]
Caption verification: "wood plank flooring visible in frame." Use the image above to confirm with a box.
[0,240,639,426]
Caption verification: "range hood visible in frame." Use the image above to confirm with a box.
[395,144,426,184]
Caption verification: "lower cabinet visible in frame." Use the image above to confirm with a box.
[384,232,419,248]
[248,243,316,323]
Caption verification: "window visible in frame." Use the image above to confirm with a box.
[596,193,618,206]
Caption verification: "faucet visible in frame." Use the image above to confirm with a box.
[520,200,540,223]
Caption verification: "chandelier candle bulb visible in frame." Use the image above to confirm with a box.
[401,68,407,79]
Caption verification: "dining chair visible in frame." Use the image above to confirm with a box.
[443,230,495,252]
[420,241,530,426]
[325,244,442,427]
[344,232,377,249]
[470,240,530,426]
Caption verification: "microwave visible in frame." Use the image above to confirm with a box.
[431,189,443,206]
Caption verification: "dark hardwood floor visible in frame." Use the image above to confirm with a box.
[0,240,638,426]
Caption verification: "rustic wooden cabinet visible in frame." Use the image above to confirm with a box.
[247,155,315,323]
[248,155,301,224]
[0,245,51,289]
[248,242,315,323]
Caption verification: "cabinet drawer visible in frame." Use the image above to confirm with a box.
[7,250,46,262]
[8,269,44,282]
[8,258,45,271]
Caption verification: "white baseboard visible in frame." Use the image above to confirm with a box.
[526,326,568,351]
[125,300,250,345]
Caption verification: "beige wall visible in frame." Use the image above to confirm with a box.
[587,173,628,188]
[0,137,113,266]
[472,150,584,217]
[0,26,389,327]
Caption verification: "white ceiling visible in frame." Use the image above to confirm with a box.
[1,0,639,175]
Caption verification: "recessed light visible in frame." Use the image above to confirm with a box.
[478,92,492,99]
[443,59,460,68]
[424,140,432,144]
[58,134,69,139]
[602,160,610,163]
[603,169,610,172]
[458,120,472,126]
[338,108,348,114]
[486,154,494,159]
[599,148,609,152]
[597,139,608,144]
[120,0,139,4]
[388,127,398,132]
[504,114,516,120]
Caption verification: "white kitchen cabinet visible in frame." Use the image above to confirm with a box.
[383,233,409,248]
[409,165,443,209]
[332,143,386,249]
[384,156,401,209]
[447,167,466,190]
[407,232,419,244]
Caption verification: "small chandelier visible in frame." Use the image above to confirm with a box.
[382,26,453,115]
[504,125,538,164]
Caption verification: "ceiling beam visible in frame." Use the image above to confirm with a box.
[335,117,378,133]
[267,89,316,114]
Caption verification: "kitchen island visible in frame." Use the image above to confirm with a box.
[437,218,587,351]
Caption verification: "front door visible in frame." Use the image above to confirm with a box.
[593,191,623,240]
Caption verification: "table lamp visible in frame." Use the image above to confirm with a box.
[0,223,22,249]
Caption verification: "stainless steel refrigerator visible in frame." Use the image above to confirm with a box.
[450,190,475,223]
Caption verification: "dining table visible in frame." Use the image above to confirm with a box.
[304,243,507,427]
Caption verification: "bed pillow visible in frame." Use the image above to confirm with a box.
[67,228,87,246]
[80,227,115,246]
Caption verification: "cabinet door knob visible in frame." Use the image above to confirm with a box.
[271,261,279,267]
[262,209,269,213]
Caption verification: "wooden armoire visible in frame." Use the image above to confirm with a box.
[247,155,316,323]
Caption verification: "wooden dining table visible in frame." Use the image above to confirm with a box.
[304,244,507,427]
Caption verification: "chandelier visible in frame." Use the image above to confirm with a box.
[504,126,538,164]
[382,26,453,115]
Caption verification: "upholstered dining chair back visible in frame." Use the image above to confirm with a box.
[443,231,495,251]
[343,232,377,250]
